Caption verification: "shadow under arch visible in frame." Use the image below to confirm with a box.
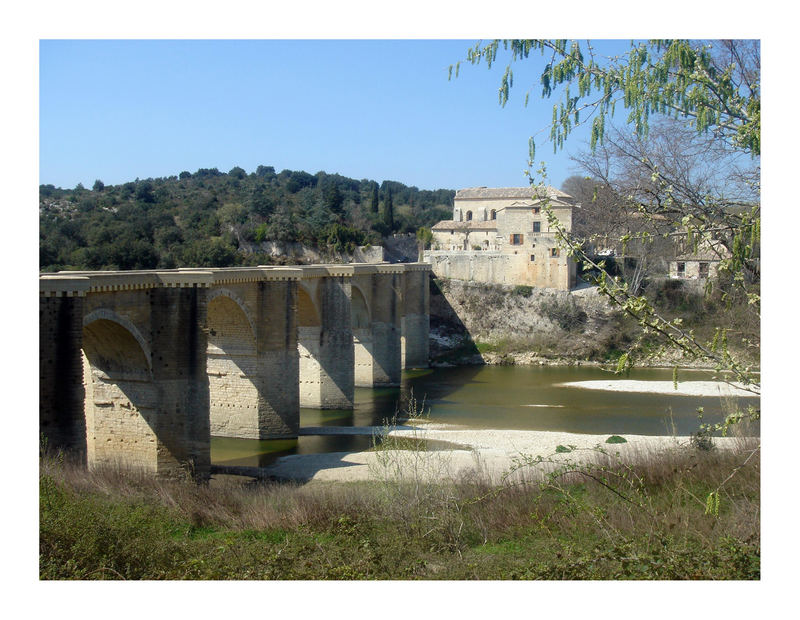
[206,294,262,438]
[82,317,160,472]
[297,283,321,327]
[350,285,370,329]
[207,287,257,342]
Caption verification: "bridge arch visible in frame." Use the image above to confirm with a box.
[350,284,370,329]
[81,316,158,471]
[206,288,257,343]
[82,309,152,372]
[297,283,321,327]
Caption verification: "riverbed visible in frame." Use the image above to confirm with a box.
[210,365,759,477]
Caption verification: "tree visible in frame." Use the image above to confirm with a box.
[416,226,433,255]
[323,180,345,215]
[457,39,760,403]
[228,166,247,180]
[92,179,104,192]
[383,187,394,232]
[371,182,380,213]
[560,175,626,244]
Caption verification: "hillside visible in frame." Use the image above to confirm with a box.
[39,166,454,272]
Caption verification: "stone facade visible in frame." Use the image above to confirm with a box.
[668,238,728,282]
[424,186,578,290]
[39,264,431,480]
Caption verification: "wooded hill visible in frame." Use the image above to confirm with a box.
[39,166,454,272]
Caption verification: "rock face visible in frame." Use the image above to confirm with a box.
[237,240,386,264]
[429,277,625,365]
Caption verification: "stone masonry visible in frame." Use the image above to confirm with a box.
[39,263,431,480]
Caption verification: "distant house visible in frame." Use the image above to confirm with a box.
[424,186,578,290]
[669,237,729,282]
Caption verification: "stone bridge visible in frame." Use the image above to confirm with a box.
[39,263,430,480]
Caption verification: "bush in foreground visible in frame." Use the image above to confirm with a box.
[39,441,759,580]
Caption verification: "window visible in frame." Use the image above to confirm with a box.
[466,211,473,221]
[510,234,524,245]
[699,262,709,277]
[677,262,685,276]
[490,209,496,220]
[532,207,541,215]
[530,254,535,262]
[551,248,559,258]
[533,221,541,233]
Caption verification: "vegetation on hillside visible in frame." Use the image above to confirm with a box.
[39,167,454,272]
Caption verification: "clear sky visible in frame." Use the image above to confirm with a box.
[39,39,632,192]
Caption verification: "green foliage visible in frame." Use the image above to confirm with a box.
[456,39,760,157]
[416,226,433,250]
[39,167,455,271]
[511,285,533,297]
[383,187,394,231]
[326,223,370,254]
[370,182,380,213]
[605,435,627,444]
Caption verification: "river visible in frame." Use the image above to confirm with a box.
[211,364,759,468]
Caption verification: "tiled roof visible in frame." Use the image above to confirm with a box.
[455,186,573,201]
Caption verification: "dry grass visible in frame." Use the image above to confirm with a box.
[40,435,759,579]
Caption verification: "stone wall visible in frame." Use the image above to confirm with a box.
[424,250,575,291]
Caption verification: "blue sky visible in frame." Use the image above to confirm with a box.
[40,39,632,191]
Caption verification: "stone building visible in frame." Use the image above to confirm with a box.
[668,237,729,282]
[424,186,578,290]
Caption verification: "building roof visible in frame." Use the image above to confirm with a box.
[455,186,573,201]
[432,220,498,231]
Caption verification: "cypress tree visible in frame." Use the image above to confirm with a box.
[383,188,394,231]
[371,183,380,213]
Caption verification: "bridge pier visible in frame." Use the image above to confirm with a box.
[40,277,89,460]
[253,277,300,435]
[401,266,430,369]
[205,270,301,439]
[366,266,403,386]
[147,285,211,478]
[298,269,355,409]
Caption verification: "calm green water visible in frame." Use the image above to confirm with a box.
[212,365,759,468]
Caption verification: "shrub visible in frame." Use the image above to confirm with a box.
[511,285,533,297]
[539,296,588,331]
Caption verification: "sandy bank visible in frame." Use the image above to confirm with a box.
[557,380,759,397]
[265,425,753,483]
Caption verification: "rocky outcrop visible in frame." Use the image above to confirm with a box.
[429,277,627,365]
[237,240,385,264]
